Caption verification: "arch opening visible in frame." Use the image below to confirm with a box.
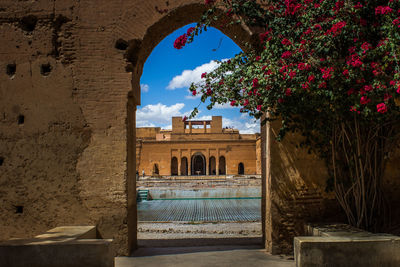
[209,156,216,175]
[191,153,206,176]
[181,157,188,176]
[171,157,178,176]
[238,162,244,175]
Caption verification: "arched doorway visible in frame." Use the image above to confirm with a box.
[209,156,216,175]
[238,162,244,175]
[191,152,206,175]
[181,157,188,176]
[219,156,226,175]
[171,157,178,175]
[153,163,159,175]
[126,2,258,255]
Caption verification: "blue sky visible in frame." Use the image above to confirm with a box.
[138,23,260,134]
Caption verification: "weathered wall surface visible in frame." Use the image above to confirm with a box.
[263,121,344,254]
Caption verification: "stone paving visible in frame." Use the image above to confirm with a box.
[138,199,261,222]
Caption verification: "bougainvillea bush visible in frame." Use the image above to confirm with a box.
[174,0,400,231]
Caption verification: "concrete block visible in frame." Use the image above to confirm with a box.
[294,236,400,267]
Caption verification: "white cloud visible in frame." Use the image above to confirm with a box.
[140,84,149,93]
[167,60,221,90]
[222,116,260,134]
[214,103,237,109]
[136,103,186,127]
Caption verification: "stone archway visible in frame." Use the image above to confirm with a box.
[191,152,206,175]
[171,157,178,176]
[238,162,244,175]
[126,2,260,256]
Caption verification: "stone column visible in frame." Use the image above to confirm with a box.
[188,150,192,175]
[216,149,220,175]
[206,149,209,176]
[203,121,207,133]
[178,149,181,176]
[189,121,192,133]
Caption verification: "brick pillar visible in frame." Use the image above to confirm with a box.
[216,150,220,175]
[188,150,192,175]
[179,150,182,175]
[203,121,207,133]
[189,121,192,133]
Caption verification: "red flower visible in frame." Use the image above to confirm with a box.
[288,71,296,79]
[206,88,212,95]
[252,78,259,88]
[182,116,188,122]
[350,106,360,114]
[281,38,292,46]
[278,98,284,103]
[343,69,349,77]
[364,85,373,92]
[354,2,363,9]
[320,67,334,80]
[174,34,187,49]
[377,103,388,113]
[308,75,315,82]
[281,51,292,59]
[361,42,372,53]
[201,72,207,79]
[243,99,249,106]
[192,90,197,96]
[187,27,195,35]
[360,96,370,105]
[230,100,236,106]
[285,88,292,96]
[384,94,392,101]
[375,6,393,15]
[319,82,327,88]
[302,83,309,90]
[257,105,262,111]
[255,56,261,61]
[326,21,346,37]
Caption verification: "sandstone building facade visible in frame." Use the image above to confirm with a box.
[136,116,261,177]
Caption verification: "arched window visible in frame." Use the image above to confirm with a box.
[171,157,178,176]
[181,157,188,176]
[238,162,244,175]
[153,163,159,175]
[219,156,226,175]
[209,156,216,175]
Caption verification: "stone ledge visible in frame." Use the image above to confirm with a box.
[295,224,400,267]
[0,226,113,267]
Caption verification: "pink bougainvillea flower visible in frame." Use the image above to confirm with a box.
[243,99,249,106]
[377,103,388,113]
[278,98,284,103]
[360,96,371,105]
[186,27,195,35]
[354,2,363,9]
[343,69,349,77]
[384,93,392,101]
[281,38,292,46]
[281,51,292,59]
[320,67,334,80]
[182,116,188,122]
[230,100,236,106]
[201,72,207,79]
[289,71,296,79]
[252,78,259,88]
[285,88,292,96]
[192,90,197,96]
[308,75,315,82]
[257,104,262,110]
[350,106,360,114]
[364,85,373,92]
[206,88,212,95]
[375,6,393,15]
[174,34,187,49]
[319,82,327,89]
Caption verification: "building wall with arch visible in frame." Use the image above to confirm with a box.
[0,0,399,257]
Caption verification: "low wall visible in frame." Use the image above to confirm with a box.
[294,224,400,267]
[0,226,114,267]
[147,187,261,200]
